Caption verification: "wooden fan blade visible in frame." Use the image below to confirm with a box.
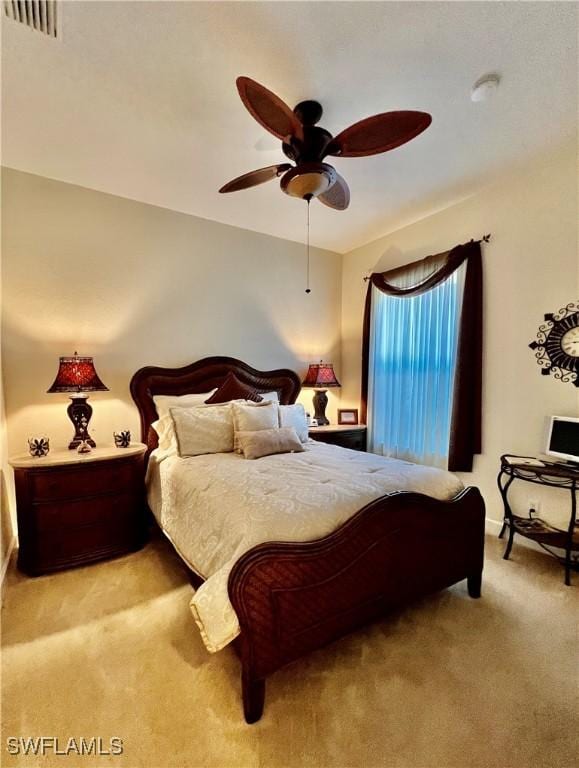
[236,76,303,141]
[219,164,292,193]
[327,111,432,158]
[318,173,350,210]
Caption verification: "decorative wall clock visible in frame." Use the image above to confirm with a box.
[529,301,579,386]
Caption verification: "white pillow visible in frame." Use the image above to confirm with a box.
[153,390,216,421]
[237,427,305,460]
[232,401,279,452]
[151,416,178,455]
[260,391,280,403]
[170,404,233,456]
[278,403,309,443]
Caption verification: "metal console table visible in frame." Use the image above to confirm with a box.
[497,455,579,585]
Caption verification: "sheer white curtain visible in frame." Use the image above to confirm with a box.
[367,261,466,469]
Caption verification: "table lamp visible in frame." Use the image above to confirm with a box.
[47,352,109,449]
[301,361,340,426]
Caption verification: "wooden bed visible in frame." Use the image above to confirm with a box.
[130,356,485,723]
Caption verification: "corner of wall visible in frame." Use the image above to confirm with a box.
[1,177,17,583]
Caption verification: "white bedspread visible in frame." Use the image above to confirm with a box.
[147,441,463,652]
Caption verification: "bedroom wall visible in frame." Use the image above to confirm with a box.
[1,169,342,530]
[341,142,579,527]
[0,232,16,583]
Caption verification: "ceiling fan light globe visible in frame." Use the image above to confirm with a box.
[280,163,337,200]
[286,172,331,199]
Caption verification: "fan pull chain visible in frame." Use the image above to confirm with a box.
[305,198,311,294]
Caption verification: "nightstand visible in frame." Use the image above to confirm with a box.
[10,444,147,576]
[309,425,367,451]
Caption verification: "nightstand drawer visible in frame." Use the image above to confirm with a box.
[310,428,367,451]
[337,430,366,451]
[30,462,133,501]
[36,520,142,572]
[33,492,137,532]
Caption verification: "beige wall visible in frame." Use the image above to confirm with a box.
[1,359,15,582]
[1,169,342,530]
[0,197,16,579]
[341,143,579,526]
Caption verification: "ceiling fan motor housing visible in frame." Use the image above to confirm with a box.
[282,126,334,163]
[293,100,323,126]
[220,76,432,212]
[280,162,337,200]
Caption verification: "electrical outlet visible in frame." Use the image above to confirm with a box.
[528,499,540,517]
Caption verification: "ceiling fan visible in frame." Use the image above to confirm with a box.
[219,76,432,210]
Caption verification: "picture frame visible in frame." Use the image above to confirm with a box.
[338,408,359,426]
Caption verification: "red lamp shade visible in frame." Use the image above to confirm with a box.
[301,362,341,389]
[47,353,108,393]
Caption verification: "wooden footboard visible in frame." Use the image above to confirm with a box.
[228,487,485,723]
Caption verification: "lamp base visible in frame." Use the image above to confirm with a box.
[312,389,330,426]
[67,394,96,450]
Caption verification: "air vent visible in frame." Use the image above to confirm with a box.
[3,0,57,37]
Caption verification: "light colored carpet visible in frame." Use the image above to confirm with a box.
[1,531,577,768]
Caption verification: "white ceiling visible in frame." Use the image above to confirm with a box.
[2,1,577,253]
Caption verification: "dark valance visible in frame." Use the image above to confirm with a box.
[361,240,483,472]
[366,240,479,297]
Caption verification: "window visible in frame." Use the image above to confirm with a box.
[361,241,483,472]
[367,265,464,468]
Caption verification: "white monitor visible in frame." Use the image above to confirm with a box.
[545,416,579,464]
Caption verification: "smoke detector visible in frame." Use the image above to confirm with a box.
[471,74,500,103]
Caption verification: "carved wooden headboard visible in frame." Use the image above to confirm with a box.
[130,356,301,455]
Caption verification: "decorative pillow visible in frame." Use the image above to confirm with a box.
[204,372,263,404]
[236,427,305,460]
[232,401,279,432]
[151,390,216,453]
[232,401,279,452]
[279,403,309,443]
[170,404,234,456]
[153,390,216,421]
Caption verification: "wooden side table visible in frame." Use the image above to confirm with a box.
[10,444,147,576]
[497,454,579,585]
[309,425,367,451]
